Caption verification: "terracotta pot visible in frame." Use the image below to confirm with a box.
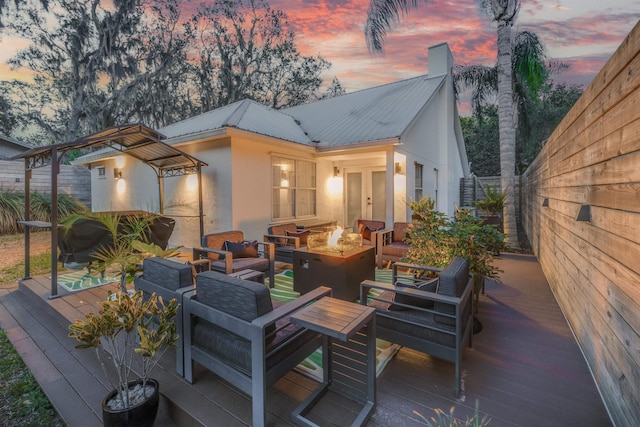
[102,378,159,427]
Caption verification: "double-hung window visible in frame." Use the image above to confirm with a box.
[415,162,424,200]
[272,156,316,220]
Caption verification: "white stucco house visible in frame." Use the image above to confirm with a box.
[74,43,469,248]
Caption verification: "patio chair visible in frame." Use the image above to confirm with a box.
[263,223,310,264]
[356,219,385,248]
[133,256,194,377]
[360,257,474,397]
[193,230,275,287]
[376,222,411,269]
[182,270,331,427]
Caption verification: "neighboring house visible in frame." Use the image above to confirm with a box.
[74,43,470,248]
[0,134,32,159]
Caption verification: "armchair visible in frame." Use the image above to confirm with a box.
[356,219,385,248]
[133,256,194,377]
[183,270,331,427]
[360,257,474,397]
[376,222,411,269]
[263,223,310,264]
[193,230,275,287]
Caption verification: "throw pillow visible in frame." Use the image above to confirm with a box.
[223,240,259,258]
[389,277,439,311]
[285,229,311,245]
[360,225,380,242]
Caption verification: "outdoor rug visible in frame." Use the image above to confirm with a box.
[55,269,118,293]
[268,269,401,382]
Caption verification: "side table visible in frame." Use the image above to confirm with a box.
[290,297,376,426]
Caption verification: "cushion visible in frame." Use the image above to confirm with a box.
[434,257,470,326]
[390,277,439,311]
[141,257,193,291]
[360,224,380,242]
[285,229,310,245]
[223,240,259,258]
[392,222,410,242]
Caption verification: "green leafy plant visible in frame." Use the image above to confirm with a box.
[414,401,491,426]
[68,290,179,410]
[62,212,180,294]
[474,185,505,217]
[404,196,505,282]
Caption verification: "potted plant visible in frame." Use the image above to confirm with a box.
[68,289,179,426]
[474,185,506,232]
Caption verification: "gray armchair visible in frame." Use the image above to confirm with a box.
[183,270,331,427]
[193,230,275,287]
[360,257,474,397]
[134,256,194,377]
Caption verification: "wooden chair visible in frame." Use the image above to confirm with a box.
[376,222,411,269]
[360,257,474,397]
[192,230,275,287]
[263,223,310,264]
[182,270,331,427]
[356,219,385,249]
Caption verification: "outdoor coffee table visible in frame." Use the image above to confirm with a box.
[290,296,376,427]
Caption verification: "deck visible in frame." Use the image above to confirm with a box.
[0,253,612,426]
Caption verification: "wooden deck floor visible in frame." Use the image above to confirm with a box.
[0,253,612,426]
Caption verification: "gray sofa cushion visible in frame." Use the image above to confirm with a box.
[196,271,273,320]
[142,257,193,291]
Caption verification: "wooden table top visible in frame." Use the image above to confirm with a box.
[290,297,375,342]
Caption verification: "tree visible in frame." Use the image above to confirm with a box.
[190,0,334,109]
[0,86,18,135]
[4,0,193,143]
[365,0,521,248]
[461,105,500,176]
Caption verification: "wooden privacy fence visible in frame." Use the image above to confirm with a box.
[521,20,640,426]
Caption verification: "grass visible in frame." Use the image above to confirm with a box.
[0,330,65,426]
[0,233,66,426]
[0,251,56,285]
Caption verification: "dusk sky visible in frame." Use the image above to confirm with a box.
[1,0,639,116]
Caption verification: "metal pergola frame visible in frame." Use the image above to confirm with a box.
[14,123,208,298]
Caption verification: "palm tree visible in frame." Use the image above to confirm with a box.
[365,0,521,249]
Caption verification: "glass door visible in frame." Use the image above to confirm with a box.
[345,168,386,229]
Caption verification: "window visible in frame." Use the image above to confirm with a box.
[414,162,423,200]
[272,156,316,220]
[98,167,106,179]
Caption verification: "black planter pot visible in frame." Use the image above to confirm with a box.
[102,378,159,427]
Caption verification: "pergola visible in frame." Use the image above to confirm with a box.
[14,123,208,298]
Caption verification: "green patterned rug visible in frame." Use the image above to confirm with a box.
[55,269,118,293]
[269,269,401,382]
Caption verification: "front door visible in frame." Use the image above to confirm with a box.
[345,168,386,230]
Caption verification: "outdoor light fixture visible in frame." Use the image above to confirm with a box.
[333,166,340,177]
[576,204,591,222]
[395,162,402,175]
[542,198,549,207]
[114,168,122,179]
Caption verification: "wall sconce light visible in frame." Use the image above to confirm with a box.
[395,162,402,175]
[542,198,549,207]
[114,168,122,179]
[576,204,591,222]
[333,166,340,177]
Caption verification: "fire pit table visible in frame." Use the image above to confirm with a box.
[292,229,375,301]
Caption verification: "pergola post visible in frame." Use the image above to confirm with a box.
[23,161,31,280]
[49,146,59,298]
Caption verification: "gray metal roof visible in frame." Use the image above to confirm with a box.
[283,73,446,148]
[0,134,33,150]
[160,99,313,145]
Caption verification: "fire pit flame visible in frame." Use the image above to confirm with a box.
[328,226,343,246]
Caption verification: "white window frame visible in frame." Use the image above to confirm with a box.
[272,156,316,221]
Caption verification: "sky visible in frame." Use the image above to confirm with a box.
[1,0,639,115]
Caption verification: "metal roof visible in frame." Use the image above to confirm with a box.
[160,99,313,145]
[13,123,207,177]
[283,73,446,148]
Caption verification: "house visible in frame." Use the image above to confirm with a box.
[0,134,32,159]
[74,43,470,248]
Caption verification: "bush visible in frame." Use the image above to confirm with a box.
[0,189,87,235]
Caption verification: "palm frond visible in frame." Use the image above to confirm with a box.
[365,0,432,52]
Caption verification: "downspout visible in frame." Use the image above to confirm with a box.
[434,168,439,210]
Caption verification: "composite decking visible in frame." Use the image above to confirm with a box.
[0,253,612,426]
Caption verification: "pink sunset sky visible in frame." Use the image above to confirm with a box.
[0,0,638,116]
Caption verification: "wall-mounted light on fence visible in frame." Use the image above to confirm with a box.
[576,204,591,222]
[114,168,122,179]
[542,198,549,207]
